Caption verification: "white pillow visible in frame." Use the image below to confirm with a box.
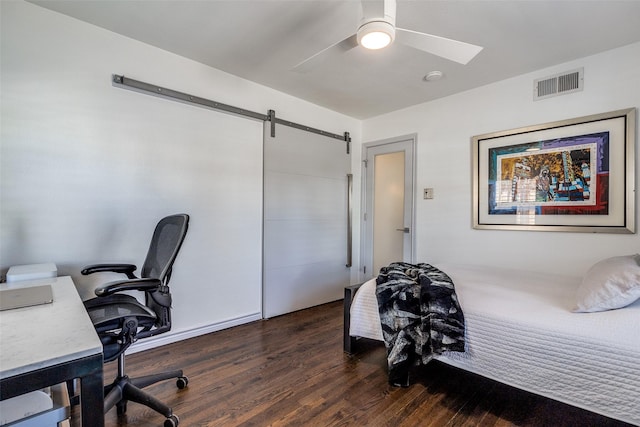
[573,254,640,313]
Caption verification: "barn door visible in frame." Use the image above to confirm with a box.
[263,124,351,318]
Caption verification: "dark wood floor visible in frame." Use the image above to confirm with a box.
[74,300,633,427]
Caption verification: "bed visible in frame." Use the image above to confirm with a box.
[343,258,640,425]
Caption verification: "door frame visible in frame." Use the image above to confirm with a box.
[360,134,417,281]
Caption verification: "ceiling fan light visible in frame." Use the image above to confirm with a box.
[357,20,395,50]
[361,31,391,50]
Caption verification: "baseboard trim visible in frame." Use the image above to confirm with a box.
[127,312,262,354]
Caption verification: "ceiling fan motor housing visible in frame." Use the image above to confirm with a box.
[357,19,396,49]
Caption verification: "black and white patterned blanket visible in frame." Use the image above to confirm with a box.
[376,262,465,386]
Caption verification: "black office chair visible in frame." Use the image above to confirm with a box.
[82,214,189,427]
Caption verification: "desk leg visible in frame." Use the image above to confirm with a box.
[80,354,104,427]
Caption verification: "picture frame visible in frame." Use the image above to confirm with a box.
[472,108,636,233]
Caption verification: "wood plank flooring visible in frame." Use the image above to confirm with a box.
[74,300,632,427]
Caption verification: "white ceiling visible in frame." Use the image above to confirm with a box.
[30,0,640,119]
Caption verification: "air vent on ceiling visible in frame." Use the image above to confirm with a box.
[533,67,583,101]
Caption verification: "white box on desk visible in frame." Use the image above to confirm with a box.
[6,263,57,283]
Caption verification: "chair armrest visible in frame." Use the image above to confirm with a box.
[82,263,138,279]
[94,278,161,297]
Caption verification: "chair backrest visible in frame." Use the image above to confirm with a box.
[141,214,190,283]
[140,214,189,338]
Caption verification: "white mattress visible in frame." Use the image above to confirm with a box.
[349,263,640,425]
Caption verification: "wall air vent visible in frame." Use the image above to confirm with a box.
[534,67,583,101]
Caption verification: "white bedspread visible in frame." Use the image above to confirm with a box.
[349,263,640,425]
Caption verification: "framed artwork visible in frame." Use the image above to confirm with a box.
[472,108,635,233]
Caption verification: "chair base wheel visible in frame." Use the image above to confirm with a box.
[176,376,188,389]
[164,414,179,427]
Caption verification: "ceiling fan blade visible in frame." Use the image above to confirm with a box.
[292,34,358,73]
[396,28,483,65]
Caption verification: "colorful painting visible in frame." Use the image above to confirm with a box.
[472,108,635,233]
[488,132,609,215]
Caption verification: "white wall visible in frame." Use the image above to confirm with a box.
[1,0,361,346]
[362,42,640,277]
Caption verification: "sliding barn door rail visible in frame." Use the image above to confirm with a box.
[112,74,351,153]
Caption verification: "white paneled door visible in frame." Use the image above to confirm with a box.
[263,124,351,318]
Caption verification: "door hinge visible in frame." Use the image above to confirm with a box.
[363,265,366,275]
[363,213,367,221]
[363,159,368,168]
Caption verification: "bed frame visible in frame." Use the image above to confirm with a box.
[343,283,362,354]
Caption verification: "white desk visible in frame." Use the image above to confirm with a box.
[0,276,104,427]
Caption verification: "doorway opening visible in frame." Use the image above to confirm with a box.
[360,135,416,281]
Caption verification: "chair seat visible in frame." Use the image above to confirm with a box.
[86,296,158,362]
[86,295,157,331]
[84,293,142,310]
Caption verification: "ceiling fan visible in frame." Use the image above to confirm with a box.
[292,0,483,72]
